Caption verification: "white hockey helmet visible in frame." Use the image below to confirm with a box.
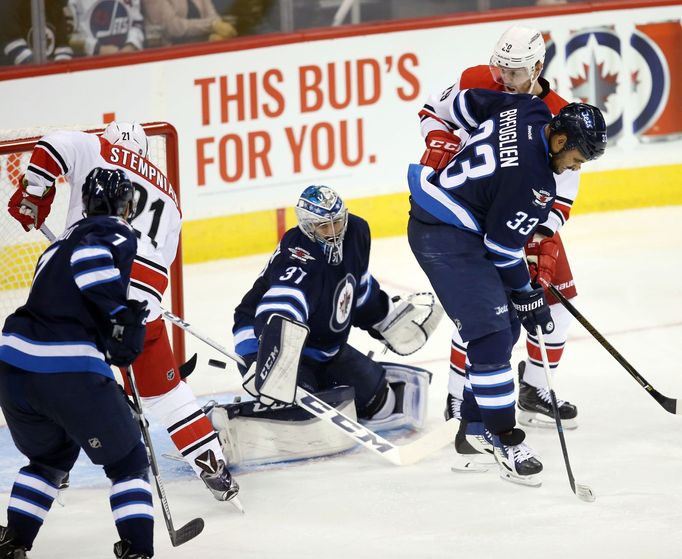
[102,121,149,158]
[489,26,546,93]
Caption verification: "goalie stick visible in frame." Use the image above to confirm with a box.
[547,283,681,415]
[125,366,205,546]
[161,308,458,466]
[536,327,595,503]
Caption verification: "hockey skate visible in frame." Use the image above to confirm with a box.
[517,362,578,430]
[443,393,462,421]
[450,419,495,473]
[492,429,543,487]
[195,450,244,513]
[113,539,150,559]
[0,526,27,559]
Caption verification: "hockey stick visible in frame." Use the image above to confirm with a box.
[547,284,680,415]
[536,326,595,502]
[161,308,458,466]
[125,365,205,546]
[39,224,57,242]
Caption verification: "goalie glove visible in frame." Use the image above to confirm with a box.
[372,292,444,356]
[242,314,309,406]
[7,177,56,232]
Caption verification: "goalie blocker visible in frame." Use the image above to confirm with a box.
[208,362,432,468]
[242,314,309,406]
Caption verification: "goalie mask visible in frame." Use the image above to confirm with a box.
[295,185,348,265]
[102,121,149,158]
[489,26,545,94]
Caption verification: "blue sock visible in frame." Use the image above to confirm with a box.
[110,475,154,557]
[7,467,58,550]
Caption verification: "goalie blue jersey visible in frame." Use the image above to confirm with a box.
[408,88,557,289]
[0,216,137,378]
[233,214,389,362]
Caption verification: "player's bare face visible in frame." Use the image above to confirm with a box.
[550,148,587,174]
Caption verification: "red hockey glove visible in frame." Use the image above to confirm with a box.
[7,178,56,232]
[526,234,560,288]
[420,130,462,170]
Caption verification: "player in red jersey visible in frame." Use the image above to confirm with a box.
[418,26,581,439]
[7,122,241,506]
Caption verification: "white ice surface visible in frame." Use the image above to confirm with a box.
[1,206,682,558]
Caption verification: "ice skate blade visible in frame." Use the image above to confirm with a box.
[228,495,245,514]
[498,469,542,487]
[451,455,491,473]
[518,411,577,430]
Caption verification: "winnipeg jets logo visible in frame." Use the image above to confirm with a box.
[330,274,356,333]
[288,246,315,264]
[532,189,553,208]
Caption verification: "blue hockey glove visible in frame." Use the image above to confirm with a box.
[510,287,554,335]
[106,300,149,366]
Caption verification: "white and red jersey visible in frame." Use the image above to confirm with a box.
[25,130,181,320]
[419,65,578,235]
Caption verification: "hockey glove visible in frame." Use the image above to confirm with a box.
[105,300,149,367]
[371,292,444,356]
[510,287,554,336]
[242,314,309,406]
[420,130,462,170]
[525,234,559,289]
[7,179,56,232]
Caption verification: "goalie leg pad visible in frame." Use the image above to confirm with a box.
[373,293,444,356]
[206,386,358,467]
[361,363,432,431]
[252,314,309,404]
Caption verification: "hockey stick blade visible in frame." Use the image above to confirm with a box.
[170,517,205,547]
[179,353,198,380]
[548,284,680,415]
[574,482,596,503]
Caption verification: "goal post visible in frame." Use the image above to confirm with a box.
[0,121,186,363]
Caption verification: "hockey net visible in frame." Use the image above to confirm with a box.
[0,122,185,362]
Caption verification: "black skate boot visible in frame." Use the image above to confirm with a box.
[517,362,578,430]
[443,393,462,421]
[113,539,150,559]
[492,428,543,487]
[0,526,27,559]
[195,450,243,511]
[451,419,495,473]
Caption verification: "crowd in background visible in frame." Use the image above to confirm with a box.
[0,0,589,67]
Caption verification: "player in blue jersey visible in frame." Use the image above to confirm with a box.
[0,168,154,558]
[218,185,442,463]
[407,89,606,486]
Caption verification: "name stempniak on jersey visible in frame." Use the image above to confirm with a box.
[108,147,179,208]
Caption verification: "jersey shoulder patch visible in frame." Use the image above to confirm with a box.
[287,246,316,264]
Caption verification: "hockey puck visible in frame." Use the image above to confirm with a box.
[208,359,227,369]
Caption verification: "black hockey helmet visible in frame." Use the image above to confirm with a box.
[549,103,607,161]
[82,167,135,221]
